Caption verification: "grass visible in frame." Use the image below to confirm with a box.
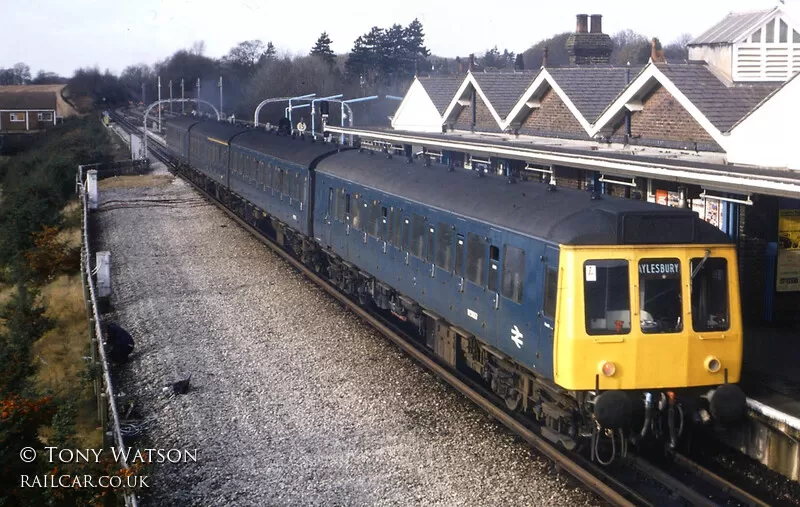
[98,173,174,189]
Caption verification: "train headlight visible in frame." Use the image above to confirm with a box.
[599,361,616,377]
[704,356,721,373]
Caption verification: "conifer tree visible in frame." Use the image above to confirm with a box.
[310,32,336,66]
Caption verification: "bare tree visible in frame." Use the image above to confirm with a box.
[190,41,206,56]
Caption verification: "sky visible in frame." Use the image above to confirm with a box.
[1,0,795,77]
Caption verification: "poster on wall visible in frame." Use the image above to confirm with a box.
[777,209,800,292]
[691,198,705,218]
[704,197,723,230]
[656,189,668,206]
[667,191,681,207]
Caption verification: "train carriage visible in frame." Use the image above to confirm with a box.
[164,117,747,460]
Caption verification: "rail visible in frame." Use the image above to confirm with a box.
[76,167,139,507]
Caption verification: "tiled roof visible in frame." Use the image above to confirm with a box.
[656,62,781,132]
[689,8,777,45]
[0,91,57,110]
[416,76,463,115]
[547,66,642,123]
[471,71,538,119]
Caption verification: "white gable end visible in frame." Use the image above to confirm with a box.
[724,74,800,170]
[391,79,443,133]
[734,11,800,81]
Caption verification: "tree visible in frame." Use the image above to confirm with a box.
[31,70,64,85]
[224,40,268,75]
[310,32,336,66]
[402,18,430,76]
[0,62,31,85]
[260,42,277,64]
[521,33,571,69]
[611,29,651,65]
[663,32,692,62]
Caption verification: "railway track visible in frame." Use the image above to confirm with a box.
[108,110,777,507]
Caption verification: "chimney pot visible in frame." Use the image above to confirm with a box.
[576,14,588,34]
[590,14,603,34]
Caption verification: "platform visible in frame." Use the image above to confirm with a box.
[720,327,800,481]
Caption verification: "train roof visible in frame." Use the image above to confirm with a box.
[165,116,200,132]
[316,150,732,246]
[189,120,248,143]
[231,130,340,167]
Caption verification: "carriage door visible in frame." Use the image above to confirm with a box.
[538,245,559,379]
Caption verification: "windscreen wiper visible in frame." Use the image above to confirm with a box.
[691,249,711,279]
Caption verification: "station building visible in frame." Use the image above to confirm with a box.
[341,7,800,329]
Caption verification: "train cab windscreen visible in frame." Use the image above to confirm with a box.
[584,260,631,335]
[638,258,683,334]
[690,257,730,332]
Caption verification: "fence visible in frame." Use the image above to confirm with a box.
[76,165,139,507]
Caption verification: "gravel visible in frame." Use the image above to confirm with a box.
[95,168,599,506]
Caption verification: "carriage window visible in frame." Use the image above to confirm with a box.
[426,226,435,263]
[466,233,488,286]
[392,208,402,246]
[455,234,465,276]
[584,260,631,335]
[379,207,388,240]
[352,196,362,229]
[328,188,334,217]
[302,177,308,203]
[338,189,346,221]
[501,245,525,304]
[345,193,351,215]
[293,174,302,202]
[488,245,500,292]
[411,214,426,259]
[368,201,380,238]
[402,217,410,251]
[691,257,729,332]
[278,170,285,194]
[266,163,273,188]
[639,258,682,334]
[435,224,454,271]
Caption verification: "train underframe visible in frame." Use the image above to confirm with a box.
[175,159,744,466]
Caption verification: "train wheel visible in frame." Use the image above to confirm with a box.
[505,389,522,411]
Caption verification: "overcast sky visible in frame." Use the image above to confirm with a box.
[1,0,794,76]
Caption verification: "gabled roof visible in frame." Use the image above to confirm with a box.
[0,91,57,110]
[655,62,781,132]
[689,7,778,45]
[546,66,642,123]
[416,76,464,115]
[470,71,538,119]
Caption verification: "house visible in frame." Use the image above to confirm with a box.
[0,84,77,133]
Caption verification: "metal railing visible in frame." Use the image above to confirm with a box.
[76,166,138,507]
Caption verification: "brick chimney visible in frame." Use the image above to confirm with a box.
[565,13,613,65]
[651,38,666,63]
[590,14,603,33]
[576,14,588,33]
[542,47,549,67]
[468,53,475,72]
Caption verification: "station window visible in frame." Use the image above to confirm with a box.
[426,226,435,263]
[435,224,454,271]
[584,260,630,335]
[639,258,682,334]
[411,214,426,259]
[488,245,500,292]
[466,233,488,286]
[501,245,525,304]
[690,257,729,332]
[455,234,465,276]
